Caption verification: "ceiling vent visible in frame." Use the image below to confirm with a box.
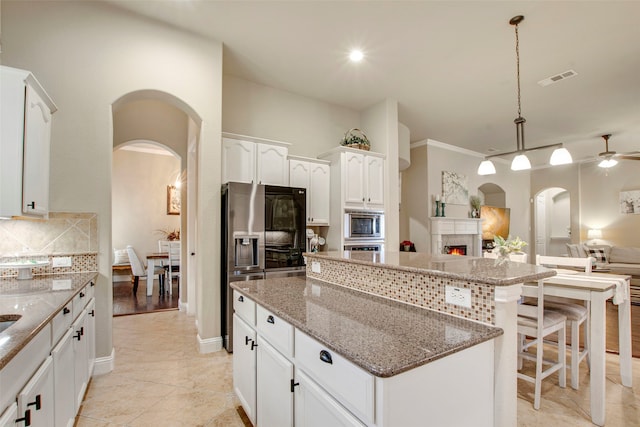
[537,69,578,87]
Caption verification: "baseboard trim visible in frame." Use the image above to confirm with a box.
[93,347,115,375]
[197,334,223,353]
[179,299,188,312]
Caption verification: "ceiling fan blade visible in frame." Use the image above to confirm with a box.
[616,155,640,160]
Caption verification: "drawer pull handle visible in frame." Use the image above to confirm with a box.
[290,379,300,392]
[27,395,41,411]
[90,281,95,287]
[267,315,275,324]
[90,309,95,317]
[27,201,36,209]
[74,331,82,341]
[320,350,333,364]
[80,292,85,298]
[251,341,258,351]
[63,307,70,315]
[245,336,252,346]
[15,409,31,426]
[238,295,244,302]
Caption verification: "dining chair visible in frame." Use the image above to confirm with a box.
[517,278,567,409]
[126,245,165,296]
[158,240,180,295]
[535,255,594,389]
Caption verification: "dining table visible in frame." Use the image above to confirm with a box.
[521,270,632,426]
[146,252,168,297]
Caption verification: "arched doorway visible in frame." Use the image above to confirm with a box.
[111,91,201,316]
[534,187,570,256]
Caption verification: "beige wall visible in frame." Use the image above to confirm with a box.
[2,1,223,359]
[400,145,429,251]
[112,149,181,257]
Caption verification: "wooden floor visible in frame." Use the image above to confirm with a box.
[112,277,178,316]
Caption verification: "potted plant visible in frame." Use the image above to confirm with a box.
[492,235,527,259]
[470,195,481,218]
[156,228,180,241]
[340,128,370,151]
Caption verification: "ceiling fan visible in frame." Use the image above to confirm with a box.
[597,134,640,168]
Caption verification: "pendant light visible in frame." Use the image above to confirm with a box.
[477,15,572,175]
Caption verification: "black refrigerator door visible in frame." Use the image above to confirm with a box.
[264,186,306,269]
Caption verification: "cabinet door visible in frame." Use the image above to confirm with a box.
[22,83,52,216]
[0,403,17,427]
[72,309,88,411]
[294,369,365,427]
[233,314,257,425]
[365,155,384,208]
[52,329,75,427]
[86,298,96,377]
[257,337,293,427]
[17,356,54,427]
[309,163,330,225]
[256,143,289,185]
[289,160,311,221]
[344,152,365,207]
[222,138,255,184]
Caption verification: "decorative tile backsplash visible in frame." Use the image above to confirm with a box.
[0,212,98,277]
[306,257,496,325]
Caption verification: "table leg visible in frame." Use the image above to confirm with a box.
[618,280,633,387]
[590,292,606,426]
[146,258,155,297]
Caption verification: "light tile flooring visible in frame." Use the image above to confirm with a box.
[77,311,640,426]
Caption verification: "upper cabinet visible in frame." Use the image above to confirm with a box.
[289,157,330,225]
[325,148,384,209]
[222,135,289,186]
[0,66,57,219]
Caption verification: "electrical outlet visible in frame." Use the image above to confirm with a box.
[52,279,72,290]
[52,256,72,268]
[445,285,472,308]
[311,261,321,274]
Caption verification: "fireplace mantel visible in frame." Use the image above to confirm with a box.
[430,217,483,257]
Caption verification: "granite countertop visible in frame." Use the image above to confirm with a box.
[231,276,503,378]
[306,251,556,286]
[0,272,98,369]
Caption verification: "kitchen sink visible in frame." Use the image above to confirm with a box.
[0,314,21,333]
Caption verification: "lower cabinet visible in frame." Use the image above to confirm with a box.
[233,314,257,425]
[17,356,54,426]
[52,329,75,427]
[73,308,89,411]
[256,337,293,427]
[294,369,364,427]
[0,403,17,427]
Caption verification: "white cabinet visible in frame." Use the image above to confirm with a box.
[344,151,384,209]
[233,314,257,425]
[294,369,365,427]
[86,298,96,377]
[17,356,55,427]
[257,337,294,427]
[0,403,17,427]
[289,158,330,225]
[72,309,89,411]
[52,329,75,427]
[222,136,289,185]
[0,66,57,219]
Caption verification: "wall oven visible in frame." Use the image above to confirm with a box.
[344,210,384,240]
[344,242,383,252]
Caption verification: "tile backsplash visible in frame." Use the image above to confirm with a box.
[0,212,98,277]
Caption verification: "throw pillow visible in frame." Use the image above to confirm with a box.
[587,248,608,263]
[566,243,579,258]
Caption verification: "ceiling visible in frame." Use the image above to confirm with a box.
[104,0,640,167]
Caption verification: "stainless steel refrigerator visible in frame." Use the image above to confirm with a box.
[221,182,265,353]
[221,182,306,352]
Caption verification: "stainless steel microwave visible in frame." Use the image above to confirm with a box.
[344,210,384,239]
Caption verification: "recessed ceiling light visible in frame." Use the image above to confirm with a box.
[349,49,364,62]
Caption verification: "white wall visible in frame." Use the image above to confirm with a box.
[2,1,223,359]
[112,149,181,258]
[223,75,360,157]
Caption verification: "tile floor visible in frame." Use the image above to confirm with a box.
[77,310,639,426]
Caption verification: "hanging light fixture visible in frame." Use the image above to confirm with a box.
[477,15,572,175]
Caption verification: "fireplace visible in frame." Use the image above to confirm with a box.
[430,218,482,257]
[445,245,467,256]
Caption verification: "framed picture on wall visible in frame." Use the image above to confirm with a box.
[442,171,469,205]
[167,185,181,215]
[619,189,640,214]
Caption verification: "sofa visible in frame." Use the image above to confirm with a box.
[566,243,640,304]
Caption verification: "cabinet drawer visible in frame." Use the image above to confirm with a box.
[72,286,89,319]
[294,330,374,424]
[51,301,73,346]
[85,279,96,301]
[256,305,293,357]
[233,291,255,325]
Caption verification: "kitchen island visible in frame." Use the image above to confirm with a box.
[302,250,556,427]
[232,276,502,426]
